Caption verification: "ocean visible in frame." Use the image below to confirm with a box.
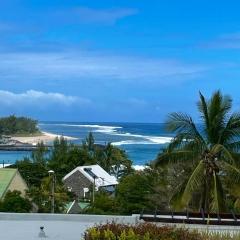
[0,122,174,166]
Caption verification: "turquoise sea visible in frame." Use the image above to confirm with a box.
[0,122,174,166]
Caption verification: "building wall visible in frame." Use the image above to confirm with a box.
[63,171,92,198]
[7,171,28,197]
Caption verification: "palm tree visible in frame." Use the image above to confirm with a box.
[155,91,240,213]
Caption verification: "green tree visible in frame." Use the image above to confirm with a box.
[10,158,48,187]
[155,91,240,213]
[0,115,39,135]
[48,137,94,180]
[27,177,69,213]
[85,191,120,215]
[116,171,155,214]
[82,132,95,156]
[31,141,48,166]
[96,143,132,177]
[0,190,32,213]
[48,136,69,180]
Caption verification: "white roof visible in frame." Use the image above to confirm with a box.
[63,165,118,188]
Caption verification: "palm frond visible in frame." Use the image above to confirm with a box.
[210,172,225,213]
[219,113,240,144]
[168,133,205,152]
[234,198,240,210]
[225,141,240,153]
[181,160,205,207]
[205,91,232,144]
[166,112,205,143]
[154,150,197,167]
[170,179,188,211]
[198,91,209,130]
[211,144,235,165]
[220,161,240,184]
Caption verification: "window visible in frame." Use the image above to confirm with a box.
[83,168,98,179]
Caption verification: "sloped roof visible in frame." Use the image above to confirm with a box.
[65,200,90,214]
[63,165,118,188]
[0,168,17,199]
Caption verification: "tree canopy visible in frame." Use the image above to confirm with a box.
[155,91,240,213]
[0,115,39,135]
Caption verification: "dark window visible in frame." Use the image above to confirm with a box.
[84,168,97,179]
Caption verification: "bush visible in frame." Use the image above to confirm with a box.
[84,192,120,215]
[84,222,240,240]
[0,190,32,213]
[84,222,203,240]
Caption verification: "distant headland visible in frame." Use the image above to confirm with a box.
[0,115,76,148]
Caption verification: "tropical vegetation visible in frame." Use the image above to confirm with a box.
[2,91,240,216]
[0,115,39,136]
[155,91,240,213]
[84,222,240,240]
[8,133,132,213]
[0,190,32,213]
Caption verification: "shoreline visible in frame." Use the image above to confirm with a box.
[10,131,77,145]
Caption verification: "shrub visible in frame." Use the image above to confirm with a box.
[84,222,240,240]
[84,222,203,240]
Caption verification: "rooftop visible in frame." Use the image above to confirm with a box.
[63,164,118,188]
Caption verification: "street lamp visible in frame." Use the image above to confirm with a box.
[48,170,55,214]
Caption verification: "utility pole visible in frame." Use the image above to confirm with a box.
[48,170,55,213]
[92,176,96,204]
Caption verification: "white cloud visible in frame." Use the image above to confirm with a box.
[0,51,205,85]
[0,90,90,106]
[59,7,138,25]
[75,7,137,24]
[201,32,240,49]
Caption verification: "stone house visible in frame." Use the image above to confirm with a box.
[63,165,118,198]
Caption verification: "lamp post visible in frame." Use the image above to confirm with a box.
[48,170,55,213]
[92,176,96,204]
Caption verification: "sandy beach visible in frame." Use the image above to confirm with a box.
[10,131,77,145]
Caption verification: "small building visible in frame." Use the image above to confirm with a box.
[0,168,28,200]
[63,165,118,198]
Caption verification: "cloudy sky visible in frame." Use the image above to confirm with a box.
[1,0,240,122]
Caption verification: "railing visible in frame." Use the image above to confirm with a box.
[140,209,240,226]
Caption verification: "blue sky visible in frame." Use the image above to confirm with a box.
[1,0,240,122]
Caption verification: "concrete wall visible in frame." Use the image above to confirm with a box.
[0,213,138,240]
[0,213,240,240]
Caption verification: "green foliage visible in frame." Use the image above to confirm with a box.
[27,177,70,213]
[116,171,156,214]
[31,141,48,165]
[85,222,240,240]
[84,222,203,240]
[84,167,170,215]
[9,133,133,213]
[155,91,240,213]
[11,158,48,187]
[85,191,120,215]
[0,115,39,135]
[48,136,94,180]
[0,190,31,213]
[96,143,132,178]
[83,132,95,155]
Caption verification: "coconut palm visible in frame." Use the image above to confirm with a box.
[155,91,240,213]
